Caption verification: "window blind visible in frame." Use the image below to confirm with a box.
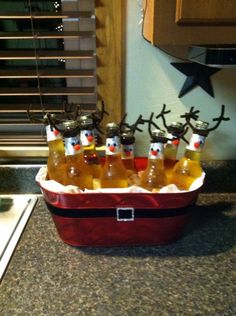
[0,0,97,147]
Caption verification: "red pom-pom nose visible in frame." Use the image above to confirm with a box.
[151,150,158,156]
[194,142,200,148]
[109,145,115,152]
[172,139,180,146]
[53,129,60,136]
[74,144,81,151]
[87,135,94,142]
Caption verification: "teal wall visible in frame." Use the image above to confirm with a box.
[125,1,236,160]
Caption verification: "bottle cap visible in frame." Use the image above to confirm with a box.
[120,131,135,145]
[78,114,93,128]
[63,120,78,129]
[62,120,79,137]
[168,121,184,134]
[151,129,166,142]
[43,113,56,126]
[194,120,209,136]
[195,120,209,130]
[106,122,120,138]
[106,122,118,129]
[152,129,165,137]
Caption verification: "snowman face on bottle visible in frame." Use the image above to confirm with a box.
[121,144,134,159]
[64,136,82,155]
[187,133,206,152]
[149,142,164,159]
[45,125,61,142]
[80,129,95,146]
[106,136,120,155]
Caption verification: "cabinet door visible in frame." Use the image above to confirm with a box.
[176,0,236,25]
[143,0,236,59]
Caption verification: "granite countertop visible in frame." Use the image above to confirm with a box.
[0,162,236,315]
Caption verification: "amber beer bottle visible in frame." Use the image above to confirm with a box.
[63,121,93,190]
[140,129,167,192]
[45,123,67,185]
[79,114,101,179]
[100,123,129,188]
[120,130,141,186]
[164,121,184,184]
[120,130,136,173]
[171,120,209,190]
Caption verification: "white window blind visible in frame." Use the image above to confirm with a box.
[0,0,97,147]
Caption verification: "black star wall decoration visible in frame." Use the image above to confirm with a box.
[171,62,221,98]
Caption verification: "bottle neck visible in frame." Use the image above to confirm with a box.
[164,133,180,160]
[66,152,84,163]
[106,153,122,163]
[45,125,62,142]
[164,144,178,160]
[184,132,206,161]
[64,136,83,157]
[80,129,96,151]
[121,143,134,160]
[48,139,64,153]
[105,136,121,156]
[184,149,202,161]
[148,142,164,160]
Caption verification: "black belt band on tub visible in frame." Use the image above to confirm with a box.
[46,202,194,221]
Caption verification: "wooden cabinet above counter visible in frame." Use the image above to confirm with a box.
[175,0,236,25]
[143,0,236,59]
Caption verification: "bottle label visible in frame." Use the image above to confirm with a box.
[80,129,95,146]
[187,133,206,152]
[166,133,180,149]
[121,144,134,159]
[64,136,83,156]
[105,136,121,155]
[46,125,62,142]
[148,142,164,159]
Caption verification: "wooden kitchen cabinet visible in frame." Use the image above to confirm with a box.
[143,0,236,59]
[176,0,236,25]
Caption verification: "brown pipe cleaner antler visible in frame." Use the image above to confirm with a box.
[156,104,189,143]
[181,104,230,136]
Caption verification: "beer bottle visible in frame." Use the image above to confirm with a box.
[119,114,144,172]
[164,121,185,184]
[120,129,141,186]
[140,129,167,192]
[79,114,101,179]
[63,120,93,190]
[120,130,136,173]
[170,120,209,190]
[100,123,129,188]
[45,119,67,185]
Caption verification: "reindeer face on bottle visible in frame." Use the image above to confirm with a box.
[80,129,95,146]
[187,133,206,152]
[106,136,120,155]
[166,133,180,149]
[121,144,134,159]
[64,136,82,155]
[149,142,164,159]
[45,125,62,142]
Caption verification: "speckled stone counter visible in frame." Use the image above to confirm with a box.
[0,195,236,315]
[0,162,236,315]
[0,165,41,194]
